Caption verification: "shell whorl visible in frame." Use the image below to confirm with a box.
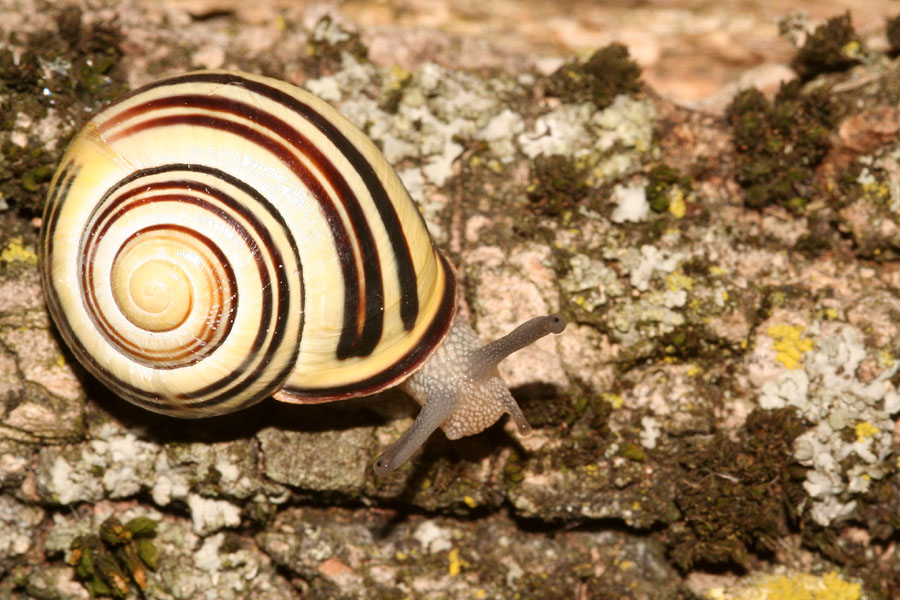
[40,70,456,417]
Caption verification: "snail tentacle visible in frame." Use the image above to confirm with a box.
[374,380,458,476]
[382,314,566,474]
[469,313,566,380]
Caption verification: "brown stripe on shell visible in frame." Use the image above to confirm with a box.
[62,165,302,415]
[113,71,423,336]
[99,96,386,360]
[276,251,457,402]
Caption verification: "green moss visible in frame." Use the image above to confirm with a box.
[69,516,159,598]
[645,164,691,213]
[658,326,715,360]
[726,82,838,213]
[794,218,836,255]
[0,141,57,214]
[619,442,647,462]
[544,43,642,108]
[527,154,591,217]
[665,408,807,571]
[792,13,863,80]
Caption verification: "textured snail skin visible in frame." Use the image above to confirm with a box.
[39,70,566,475]
[376,314,566,476]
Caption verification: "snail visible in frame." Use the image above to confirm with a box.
[39,70,566,476]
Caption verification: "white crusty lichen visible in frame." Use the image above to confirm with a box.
[38,430,159,505]
[639,416,662,449]
[311,56,657,192]
[602,244,688,346]
[518,95,656,182]
[561,253,624,312]
[611,183,649,223]
[562,241,689,349]
[621,244,684,292]
[309,58,519,189]
[759,324,900,526]
[187,493,242,535]
[0,495,43,565]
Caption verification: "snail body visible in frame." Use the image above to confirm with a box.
[39,70,565,475]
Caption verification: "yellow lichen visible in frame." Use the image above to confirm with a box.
[666,271,694,292]
[686,364,702,377]
[842,40,862,59]
[668,191,686,218]
[854,421,879,442]
[602,393,623,409]
[707,570,861,600]
[462,495,477,509]
[0,236,37,266]
[448,548,461,576]
[767,324,813,370]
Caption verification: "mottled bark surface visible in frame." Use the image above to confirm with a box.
[1,1,899,598]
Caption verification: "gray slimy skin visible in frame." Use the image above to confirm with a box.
[374,313,566,476]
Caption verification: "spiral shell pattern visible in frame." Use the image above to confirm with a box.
[40,70,455,417]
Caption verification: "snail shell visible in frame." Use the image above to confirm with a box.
[39,70,565,475]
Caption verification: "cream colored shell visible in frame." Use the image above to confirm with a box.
[40,70,455,417]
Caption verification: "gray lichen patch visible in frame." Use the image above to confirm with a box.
[35,434,157,505]
[837,147,900,259]
[307,56,527,198]
[0,495,43,570]
[756,320,900,526]
[259,424,373,493]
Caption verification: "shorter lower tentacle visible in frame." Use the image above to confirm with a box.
[374,379,458,476]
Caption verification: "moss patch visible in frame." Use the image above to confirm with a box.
[302,16,369,77]
[544,43,642,108]
[645,164,691,215]
[664,408,807,571]
[726,81,839,212]
[792,13,863,80]
[68,516,159,598]
[527,154,591,217]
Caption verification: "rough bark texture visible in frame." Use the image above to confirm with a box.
[1,1,899,599]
